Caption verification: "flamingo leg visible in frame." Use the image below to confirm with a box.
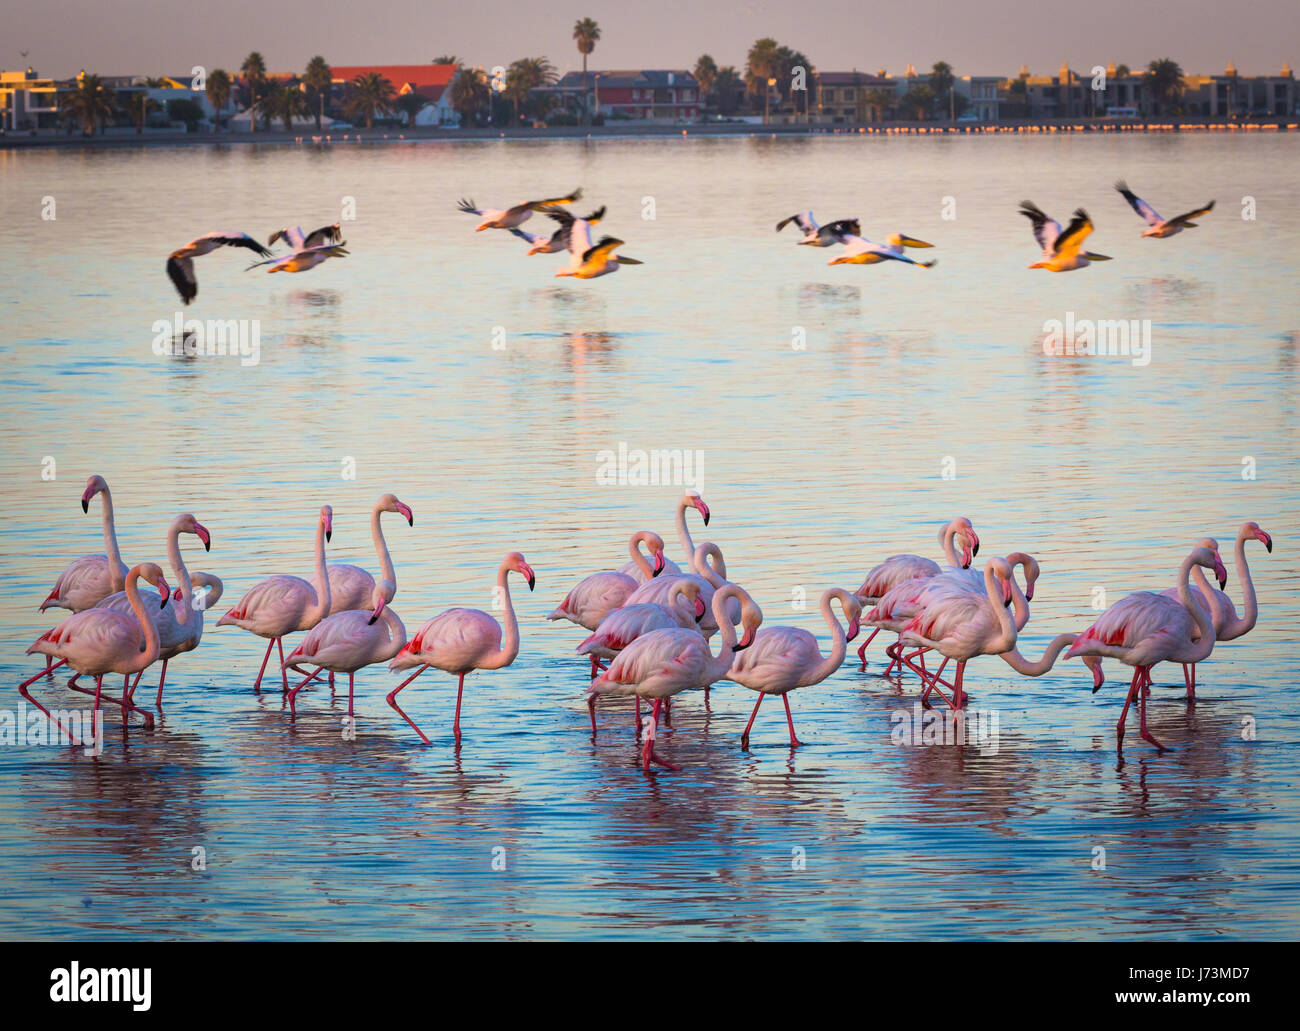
[1183,663,1196,702]
[1116,666,1142,749]
[286,669,318,716]
[741,692,764,749]
[330,671,336,692]
[588,696,598,734]
[783,694,803,747]
[952,662,967,711]
[121,674,154,728]
[1138,667,1167,750]
[453,672,466,742]
[277,638,289,693]
[663,696,672,726]
[386,664,432,745]
[19,658,66,692]
[19,670,80,745]
[252,637,276,693]
[857,627,881,669]
[883,636,904,675]
[347,672,355,719]
[641,698,679,772]
[590,654,600,680]
[919,656,952,708]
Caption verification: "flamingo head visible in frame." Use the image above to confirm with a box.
[673,580,706,622]
[1246,522,1272,553]
[135,562,171,609]
[729,586,763,651]
[506,552,536,591]
[81,474,109,513]
[843,595,863,642]
[368,596,386,626]
[686,491,710,526]
[989,556,1015,607]
[954,518,979,568]
[320,505,333,543]
[176,513,212,552]
[381,494,414,526]
[1007,552,1039,601]
[1191,546,1227,590]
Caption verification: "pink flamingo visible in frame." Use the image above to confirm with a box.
[24,562,170,742]
[617,530,682,583]
[587,584,763,772]
[25,475,130,691]
[1066,545,1227,750]
[854,516,979,670]
[216,506,333,693]
[1159,522,1272,698]
[283,584,408,722]
[623,542,740,642]
[386,552,535,744]
[93,513,213,710]
[549,531,667,674]
[727,587,862,749]
[326,494,414,613]
[891,557,1019,710]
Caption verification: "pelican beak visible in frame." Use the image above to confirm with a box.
[652,551,666,577]
[195,523,212,552]
[846,617,861,643]
[396,501,414,526]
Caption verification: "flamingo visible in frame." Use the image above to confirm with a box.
[215,506,333,693]
[577,579,706,666]
[1160,522,1272,697]
[513,205,606,255]
[616,530,680,583]
[386,552,535,745]
[327,494,414,613]
[283,584,407,723]
[672,490,711,569]
[24,562,171,742]
[623,542,738,641]
[587,584,763,772]
[727,587,862,749]
[1115,181,1215,238]
[166,231,272,304]
[1019,202,1112,271]
[1066,546,1228,750]
[457,189,582,232]
[775,212,860,247]
[549,530,667,639]
[893,557,1020,710]
[854,516,978,670]
[93,513,212,710]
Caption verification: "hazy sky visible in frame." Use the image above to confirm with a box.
[6,0,1297,79]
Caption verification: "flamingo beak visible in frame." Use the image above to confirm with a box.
[1003,580,1013,606]
[1091,663,1105,694]
[1025,583,1035,602]
[694,498,711,525]
[1214,555,1228,590]
[522,564,536,591]
[173,588,183,601]
[736,625,756,651]
[324,514,333,542]
[846,617,861,643]
[969,531,980,557]
[396,502,413,526]
[693,596,706,621]
[652,550,666,576]
[159,579,171,609]
[81,487,94,513]
[368,598,385,626]
[195,523,212,552]
[961,543,973,569]
[1258,529,1273,553]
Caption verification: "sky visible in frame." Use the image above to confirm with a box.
[6,0,1297,79]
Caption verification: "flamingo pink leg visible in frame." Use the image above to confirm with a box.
[1183,663,1196,701]
[856,627,881,669]
[120,674,154,729]
[252,637,276,693]
[1116,666,1142,749]
[453,672,466,742]
[783,695,803,747]
[277,638,289,693]
[588,697,598,734]
[286,668,318,716]
[741,692,764,749]
[641,698,679,772]
[19,658,66,692]
[19,673,79,745]
[346,672,355,719]
[1138,667,1166,750]
[386,664,431,744]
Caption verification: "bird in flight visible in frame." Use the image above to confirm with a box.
[1114,181,1215,238]
[457,189,583,232]
[1019,202,1111,272]
[775,212,861,247]
[166,231,271,305]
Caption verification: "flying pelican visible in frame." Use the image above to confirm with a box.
[511,205,606,255]
[1019,202,1111,272]
[456,189,582,232]
[884,232,935,255]
[553,212,642,279]
[1115,181,1215,238]
[166,232,272,305]
[247,228,349,274]
[268,223,343,250]
[775,212,861,247]
[829,234,936,268]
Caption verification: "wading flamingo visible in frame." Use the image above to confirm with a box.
[1019,202,1112,272]
[166,231,271,304]
[549,530,666,640]
[775,212,860,247]
[216,506,333,693]
[727,587,862,749]
[457,189,582,232]
[623,542,738,641]
[616,530,679,583]
[386,553,535,745]
[327,494,414,612]
[893,557,1019,710]
[854,516,978,669]
[24,563,170,742]
[93,513,212,710]
[1066,546,1227,750]
[283,583,407,723]
[1159,522,1272,697]
[587,584,763,772]
[1115,181,1215,238]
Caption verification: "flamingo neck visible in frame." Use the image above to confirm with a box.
[1000,633,1078,676]
[808,588,851,685]
[939,520,961,567]
[1231,526,1259,633]
[676,500,699,571]
[695,544,728,589]
[1008,570,1030,631]
[125,570,161,671]
[371,504,397,600]
[628,532,654,579]
[100,487,126,589]
[706,584,741,680]
[377,607,407,662]
[166,518,192,627]
[493,561,520,667]
[984,565,1017,653]
[1175,554,1215,661]
[309,518,331,622]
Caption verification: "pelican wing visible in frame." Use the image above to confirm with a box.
[166,255,197,304]
[1165,199,1215,229]
[195,231,272,256]
[515,188,582,215]
[1114,181,1163,226]
[1053,209,1094,259]
[820,218,860,244]
[776,211,818,234]
[581,205,606,225]
[269,226,306,250]
[456,198,485,216]
[303,223,343,248]
[509,227,543,245]
[1019,201,1061,254]
[581,236,623,266]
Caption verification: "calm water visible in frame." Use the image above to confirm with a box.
[0,134,1297,940]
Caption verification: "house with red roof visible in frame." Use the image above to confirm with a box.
[330,63,461,126]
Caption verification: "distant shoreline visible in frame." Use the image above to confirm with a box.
[3,116,1296,150]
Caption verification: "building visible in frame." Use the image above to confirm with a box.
[1180,62,1296,116]
[1002,63,1093,119]
[329,64,461,126]
[955,75,1002,121]
[0,68,61,131]
[537,70,699,121]
[811,71,893,123]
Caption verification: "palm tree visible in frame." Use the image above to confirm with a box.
[1007,77,1029,120]
[746,38,782,123]
[432,55,461,66]
[207,69,232,130]
[303,56,333,131]
[865,87,894,122]
[572,18,601,125]
[1144,58,1185,115]
[121,89,160,133]
[901,84,934,120]
[713,66,743,116]
[266,81,309,131]
[345,72,396,128]
[395,91,428,128]
[60,74,117,135]
[503,57,557,124]
[930,61,955,119]
[694,54,718,110]
[448,66,490,127]
[240,52,267,131]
